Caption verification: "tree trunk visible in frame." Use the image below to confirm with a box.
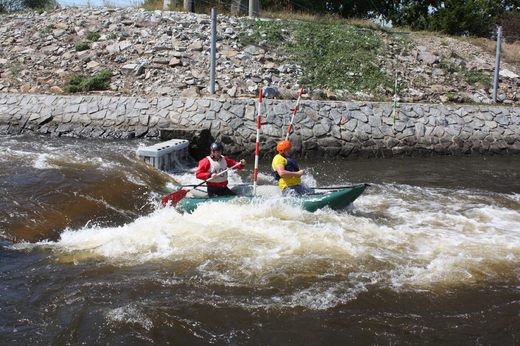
[231,0,248,16]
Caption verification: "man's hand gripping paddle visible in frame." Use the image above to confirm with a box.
[161,163,241,206]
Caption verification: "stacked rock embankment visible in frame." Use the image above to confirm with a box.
[0,7,519,105]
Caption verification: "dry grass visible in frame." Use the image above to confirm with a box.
[261,10,342,24]
[501,41,520,65]
[466,37,520,65]
[402,31,519,67]
[261,10,389,32]
[140,0,164,11]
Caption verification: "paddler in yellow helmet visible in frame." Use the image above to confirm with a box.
[272,140,312,196]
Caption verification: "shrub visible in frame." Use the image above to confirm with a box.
[499,12,520,43]
[75,41,90,51]
[8,63,21,77]
[1,0,57,12]
[65,70,112,93]
[86,31,100,42]
[40,25,54,34]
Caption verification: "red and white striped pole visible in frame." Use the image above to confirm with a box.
[253,87,263,196]
[285,83,304,140]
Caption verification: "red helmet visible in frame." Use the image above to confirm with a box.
[276,140,292,154]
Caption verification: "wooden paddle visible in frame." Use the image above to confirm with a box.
[161,162,242,206]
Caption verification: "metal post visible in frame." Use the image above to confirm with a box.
[492,26,502,103]
[163,0,176,10]
[184,0,194,12]
[392,74,399,131]
[249,0,259,17]
[209,8,217,94]
[249,0,254,17]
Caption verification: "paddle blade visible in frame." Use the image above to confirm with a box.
[161,189,189,206]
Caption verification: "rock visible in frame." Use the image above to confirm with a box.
[20,84,32,93]
[135,63,145,76]
[222,49,239,57]
[121,64,138,75]
[50,86,64,93]
[106,43,120,54]
[244,45,265,55]
[181,87,200,97]
[169,57,181,67]
[153,58,170,65]
[500,69,519,79]
[86,61,100,69]
[188,41,203,51]
[430,84,448,93]
[326,90,337,100]
[227,86,237,97]
[263,86,279,99]
[417,46,439,65]
[52,29,66,37]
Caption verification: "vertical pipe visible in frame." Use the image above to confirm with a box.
[209,8,217,94]
[253,87,263,196]
[492,26,502,103]
[163,0,170,10]
[392,74,398,131]
[184,0,194,12]
[249,0,254,17]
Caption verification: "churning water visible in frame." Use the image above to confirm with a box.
[1,135,519,344]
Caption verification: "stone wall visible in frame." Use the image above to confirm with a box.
[1,92,519,158]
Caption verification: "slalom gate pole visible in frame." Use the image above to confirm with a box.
[392,74,399,132]
[253,87,263,196]
[285,83,304,140]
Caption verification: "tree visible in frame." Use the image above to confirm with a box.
[381,0,509,37]
[0,0,56,12]
[429,0,504,36]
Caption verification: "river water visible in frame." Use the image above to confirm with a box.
[1,135,519,344]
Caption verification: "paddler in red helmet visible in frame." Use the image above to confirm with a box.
[196,142,246,197]
[271,140,312,196]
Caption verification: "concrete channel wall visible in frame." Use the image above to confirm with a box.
[1,92,519,158]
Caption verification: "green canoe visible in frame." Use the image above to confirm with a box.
[176,184,368,213]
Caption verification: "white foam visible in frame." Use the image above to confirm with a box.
[106,304,154,330]
[13,182,520,310]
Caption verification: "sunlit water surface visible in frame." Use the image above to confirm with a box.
[1,135,519,344]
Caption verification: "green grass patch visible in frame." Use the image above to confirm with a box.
[439,55,491,88]
[65,70,112,93]
[8,64,22,78]
[86,31,100,42]
[463,69,491,88]
[40,25,54,34]
[240,19,390,95]
[75,41,90,51]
